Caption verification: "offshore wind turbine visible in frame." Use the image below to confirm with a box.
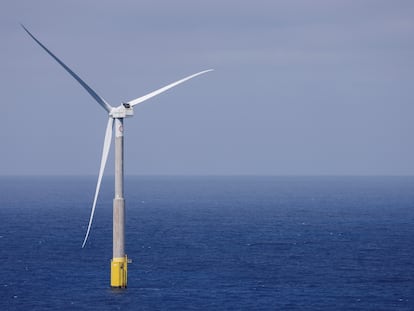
[22,25,212,288]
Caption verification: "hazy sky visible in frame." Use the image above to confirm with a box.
[1,0,413,175]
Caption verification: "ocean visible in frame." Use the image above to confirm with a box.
[0,176,413,310]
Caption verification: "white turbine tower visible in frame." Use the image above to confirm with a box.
[22,25,212,288]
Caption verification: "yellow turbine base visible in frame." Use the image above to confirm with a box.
[111,255,128,288]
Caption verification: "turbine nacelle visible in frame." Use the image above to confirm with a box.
[109,104,134,119]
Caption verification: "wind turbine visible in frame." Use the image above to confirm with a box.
[22,25,212,288]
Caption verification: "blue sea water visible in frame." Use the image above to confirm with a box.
[0,176,413,310]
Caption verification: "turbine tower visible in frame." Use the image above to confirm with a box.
[22,25,212,288]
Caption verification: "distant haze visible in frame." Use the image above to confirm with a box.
[1,0,413,175]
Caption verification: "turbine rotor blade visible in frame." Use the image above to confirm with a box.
[127,69,213,107]
[21,24,113,113]
[82,117,114,248]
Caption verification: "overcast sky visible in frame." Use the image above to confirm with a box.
[1,0,413,175]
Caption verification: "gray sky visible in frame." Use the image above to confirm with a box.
[1,0,413,175]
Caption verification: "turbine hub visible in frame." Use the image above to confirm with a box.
[110,104,134,118]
